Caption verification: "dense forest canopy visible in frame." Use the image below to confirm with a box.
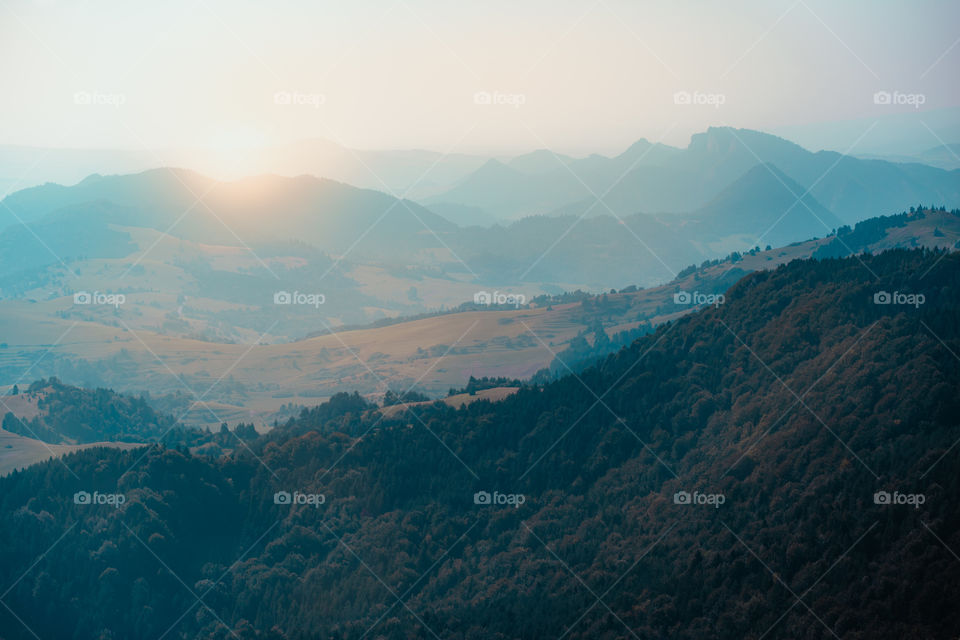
[2,378,174,444]
[1,248,958,639]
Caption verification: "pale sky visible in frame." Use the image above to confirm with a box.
[1,0,958,155]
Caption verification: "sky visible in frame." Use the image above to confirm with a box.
[1,0,959,155]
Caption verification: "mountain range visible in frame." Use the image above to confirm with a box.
[4,125,955,305]
[427,127,960,226]
[0,169,455,259]
[0,139,489,202]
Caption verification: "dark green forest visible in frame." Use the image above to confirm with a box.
[1,249,959,639]
[2,378,174,444]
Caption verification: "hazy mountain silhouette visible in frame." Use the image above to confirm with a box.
[428,139,685,220]
[3,130,957,300]
[505,148,576,174]
[0,200,138,276]
[678,163,843,248]
[684,128,960,223]
[0,169,457,261]
[430,127,960,225]
[455,212,703,286]
[425,158,592,219]
[0,139,488,201]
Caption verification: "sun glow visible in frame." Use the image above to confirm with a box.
[189,123,274,179]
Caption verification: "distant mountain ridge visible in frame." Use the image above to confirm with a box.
[0,168,456,260]
[0,139,489,201]
[0,163,955,321]
[679,163,843,249]
[428,126,960,225]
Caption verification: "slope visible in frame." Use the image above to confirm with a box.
[0,249,958,638]
[0,169,457,261]
[678,163,844,249]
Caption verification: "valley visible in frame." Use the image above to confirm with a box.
[1,207,956,428]
[1,207,956,478]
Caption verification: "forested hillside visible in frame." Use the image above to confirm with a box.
[1,249,958,639]
[1,378,174,444]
